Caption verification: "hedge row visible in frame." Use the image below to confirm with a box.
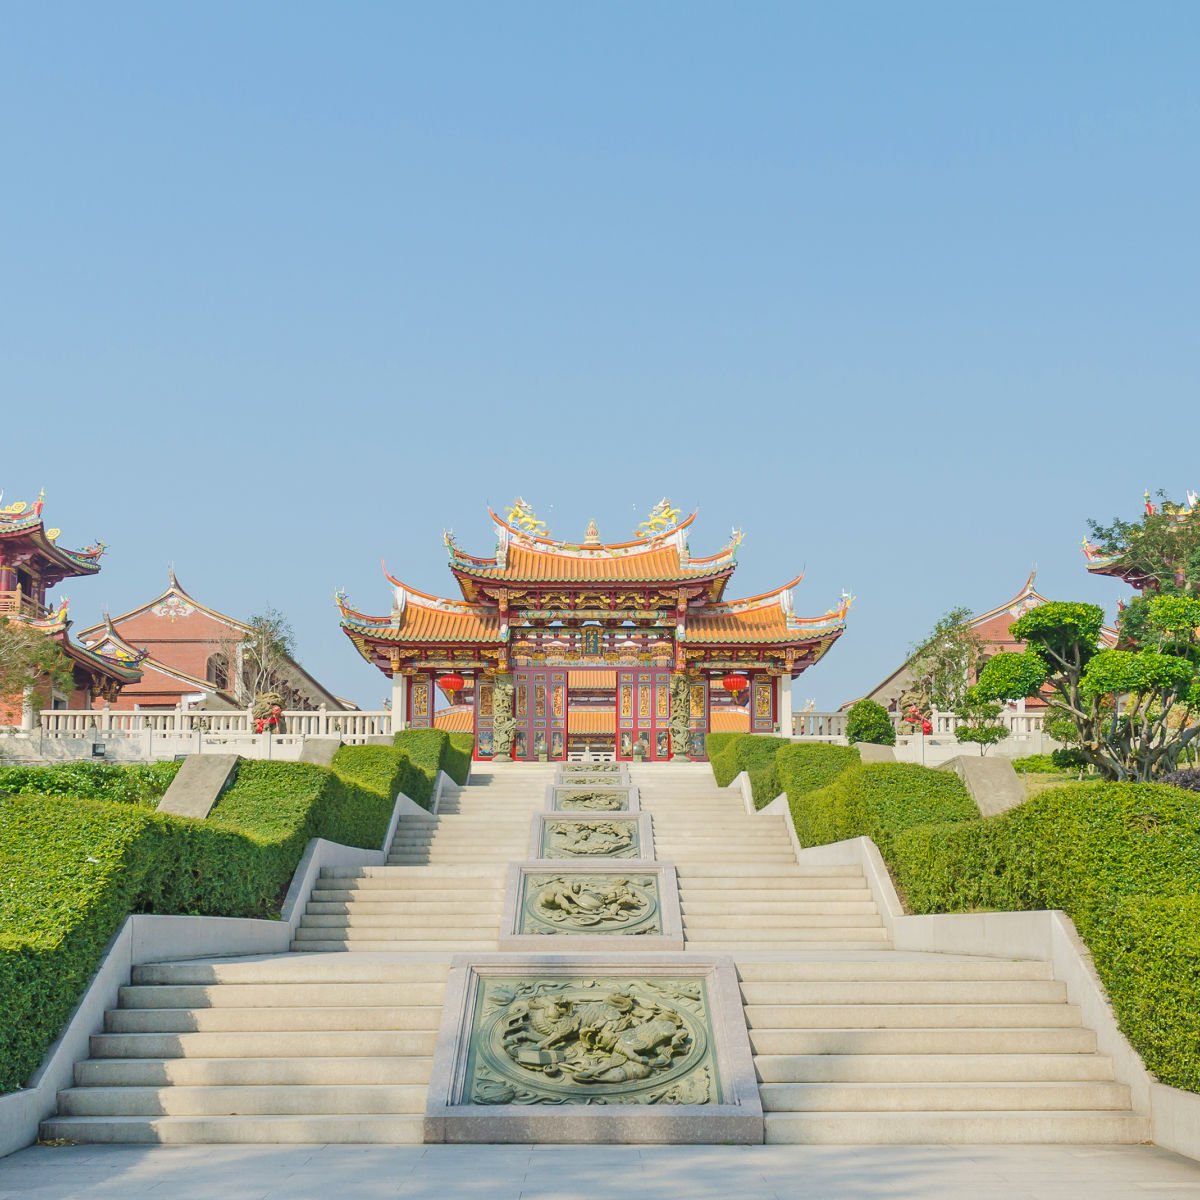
[705,734,1200,1092]
[704,734,862,811]
[0,796,166,1096]
[0,760,181,807]
[0,732,475,1095]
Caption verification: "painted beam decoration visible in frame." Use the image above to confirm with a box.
[337,499,850,760]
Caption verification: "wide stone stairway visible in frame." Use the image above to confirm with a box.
[42,762,1149,1145]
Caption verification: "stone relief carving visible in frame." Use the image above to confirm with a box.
[522,874,660,936]
[492,675,516,757]
[669,674,692,760]
[468,977,717,1106]
[544,820,638,859]
[557,789,627,811]
[561,763,621,774]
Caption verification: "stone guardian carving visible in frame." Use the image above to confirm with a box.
[669,674,692,761]
[492,674,516,758]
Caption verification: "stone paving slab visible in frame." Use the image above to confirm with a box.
[2,1143,1199,1199]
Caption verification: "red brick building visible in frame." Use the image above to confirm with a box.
[77,570,349,712]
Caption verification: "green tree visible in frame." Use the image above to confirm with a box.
[905,607,985,713]
[975,597,1200,780]
[953,694,1010,756]
[0,618,73,702]
[1087,492,1200,595]
[845,699,896,746]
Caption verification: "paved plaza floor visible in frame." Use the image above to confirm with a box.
[1,1142,1199,1200]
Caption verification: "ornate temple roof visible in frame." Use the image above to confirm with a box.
[687,579,851,644]
[1081,489,1199,590]
[22,601,144,685]
[0,489,106,581]
[338,582,503,647]
[444,502,741,598]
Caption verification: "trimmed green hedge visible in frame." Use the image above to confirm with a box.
[444,733,474,785]
[704,733,743,787]
[0,796,165,1093]
[775,743,861,803]
[0,761,181,807]
[791,765,1200,1093]
[0,746,424,1096]
[789,763,977,860]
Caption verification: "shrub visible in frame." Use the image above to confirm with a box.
[1095,895,1200,1091]
[0,761,181,807]
[775,743,860,800]
[0,796,166,1093]
[845,699,896,746]
[444,733,474,785]
[814,771,1200,1093]
[704,733,743,786]
[788,763,976,860]
[392,729,447,776]
[1010,754,1059,774]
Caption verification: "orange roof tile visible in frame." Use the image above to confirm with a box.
[434,707,473,732]
[568,708,616,734]
[455,542,725,584]
[341,596,502,644]
[709,709,750,732]
[568,670,617,689]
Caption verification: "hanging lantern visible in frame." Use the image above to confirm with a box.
[439,672,466,697]
[721,672,749,695]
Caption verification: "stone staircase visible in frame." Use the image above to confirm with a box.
[42,760,1149,1146]
[41,957,445,1144]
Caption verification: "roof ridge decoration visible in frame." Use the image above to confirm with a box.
[380,563,496,612]
[0,487,106,567]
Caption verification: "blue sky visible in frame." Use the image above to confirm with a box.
[2,2,1197,709]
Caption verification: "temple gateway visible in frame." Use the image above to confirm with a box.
[338,500,849,762]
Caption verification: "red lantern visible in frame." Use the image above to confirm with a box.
[721,673,749,695]
[439,672,466,697]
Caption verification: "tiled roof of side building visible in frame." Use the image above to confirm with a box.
[338,587,503,644]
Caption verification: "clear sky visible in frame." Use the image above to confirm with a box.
[3,2,1197,710]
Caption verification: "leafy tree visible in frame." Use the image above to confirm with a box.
[0,617,73,703]
[953,694,1010,756]
[975,597,1200,781]
[1087,492,1200,595]
[905,607,984,713]
[217,608,298,705]
[845,699,896,746]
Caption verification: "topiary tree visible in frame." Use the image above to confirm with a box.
[975,596,1200,780]
[845,699,896,746]
[953,694,1010,756]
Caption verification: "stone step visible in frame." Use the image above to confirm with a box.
[759,1081,1130,1112]
[105,1006,443,1034]
[681,901,878,915]
[755,1053,1118,1084]
[681,889,875,904]
[735,960,1053,982]
[297,912,501,929]
[76,1056,434,1087]
[686,940,893,952]
[761,1110,1150,1145]
[319,866,504,880]
[306,901,504,915]
[744,1003,1082,1030]
[685,928,889,942]
[39,1113,425,1144]
[57,1083,428,1117]
[293,925,496,940]
[748,1027,1098,1056]
[309,889,505,904]
[682,914,884,930]
[674,868,866,883]
[132,960,450,986]
[90,1030,437,1059]
[292,939,498,953]
[740,980,1068,1005]
[119,983,446,1009]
